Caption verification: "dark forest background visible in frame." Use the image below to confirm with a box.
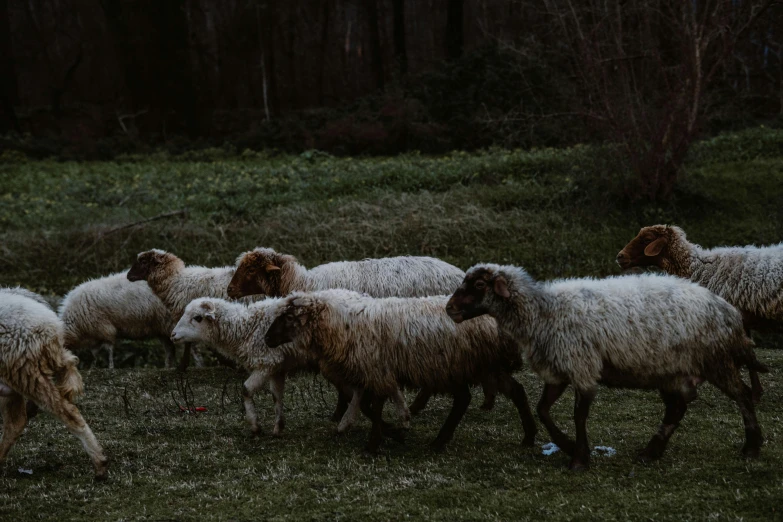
[1,1,781,176]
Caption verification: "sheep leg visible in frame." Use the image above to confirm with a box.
[330,386,351,422]
[495,373,537,446]
[28,377,109,480]
[365,393,388,454]
[745,327,763,404]
[161,337,176,369]
[269,373,286,436]
[569,388,595,471]
[710,370,763,459]
[638,391,688,463]
[480,374,498,411]
[177,342,193,373]
[0,392,28,462]
[537,382,575,456]
[391,388,411,429]
[242,369,270,435]
[359,391,404,442]
[408,389,432,416]
[337,388,362,434]
[101,342,115,370]
[430,384,471,451]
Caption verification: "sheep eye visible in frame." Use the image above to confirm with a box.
[475,280,487,290]
[194,315,203,323]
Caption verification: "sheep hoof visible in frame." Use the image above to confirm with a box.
[94,471,109,482]
[568,459,589,471]
[521,435,536,447]
[636,447,663,463]
[752,392,763,405]
[742,445,761,459]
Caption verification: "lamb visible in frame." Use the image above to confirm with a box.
[171,297,412,435]
[264,289,538,453]
[59,272,177,369]
[227,247,498,413]
[446,265,767,470]
[616,224,779,402]
[0,290,109,480]
[127,249,259,372]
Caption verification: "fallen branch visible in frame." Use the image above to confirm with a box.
[91,209,187,246]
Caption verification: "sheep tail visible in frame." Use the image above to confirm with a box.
[54,349,85,401]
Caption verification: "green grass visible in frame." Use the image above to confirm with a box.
[1,127,783,519]
[0,355,781,521]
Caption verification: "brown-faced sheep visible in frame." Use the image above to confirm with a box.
[264,290,538,453]
[447,265,766,471]
[0,290,109,480]
[616,224,779,402]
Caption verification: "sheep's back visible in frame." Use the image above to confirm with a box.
[0,294,63,369]
[308,256,465,297]
[691,245,783,320]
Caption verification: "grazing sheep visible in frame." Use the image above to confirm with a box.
[1,287,54,309]
[0,291,109,480]
[171,297,411,435]
[616,225,779,402]
[59,272,177,369]
[446,265,766,470]
[227,247,498,413]
[127,249,258,372]
[264,290,538,453]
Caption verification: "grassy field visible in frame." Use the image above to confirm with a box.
[1,127,783,519]
[0,358,781,521]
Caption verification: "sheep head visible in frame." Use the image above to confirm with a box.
[228,247,290,298]
[447,266,510,323]
[171,299,218,344]
[127,249,181,282]
[616,225,681,270]
[264,295,315,348]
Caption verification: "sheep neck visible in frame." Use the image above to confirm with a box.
[146,261,185,304]
[212,306,256,351]
[279,262,310,295]
[662,236,698,279]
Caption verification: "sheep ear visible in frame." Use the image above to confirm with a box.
[265,264,281,272]
[200,301,217,320]
[644,237,666,257]
[493,277,511,298]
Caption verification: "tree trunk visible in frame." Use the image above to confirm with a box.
[392,0,407,76]
[366,0,385,90]
[446,0,464,60]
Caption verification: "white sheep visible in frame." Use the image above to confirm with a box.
[59,272,177,369]
[617,225,781,402]
[446,265,766,470]
[227,247,498,413]
[0,290,109,480]
[171,297,411,436]
[264,290,538,453]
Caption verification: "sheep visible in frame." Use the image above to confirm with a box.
[227,247,498,413]
[0,290,109,480]
[616,224,778,402]
[127,249,260,372]
[58,272,177,369]
[171,297,412,435]
[263,289,538,453]
[446,265,767,470]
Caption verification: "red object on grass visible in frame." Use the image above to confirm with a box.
[179,406,208,413]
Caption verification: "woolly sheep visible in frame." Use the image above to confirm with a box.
[0,291,109,480]
[616,225,779,401]
[59,272,177,369]
[227,247,498,413]
[127,249,259,372]
[446,265,767,470]
[264,289,538,453]
[171,297,411,435]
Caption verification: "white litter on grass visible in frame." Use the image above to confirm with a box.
[592,446,617,457]
[540,443,617,457]
[17,468,33,475]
